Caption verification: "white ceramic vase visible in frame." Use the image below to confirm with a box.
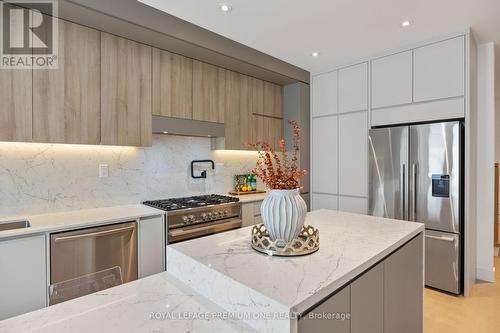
[261,189,307,242]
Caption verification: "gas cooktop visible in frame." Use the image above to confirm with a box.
[142,194,239,212]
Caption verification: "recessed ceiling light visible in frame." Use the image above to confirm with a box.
[312,52,319,57]
[401,20,412,27]
[220,4,232,12]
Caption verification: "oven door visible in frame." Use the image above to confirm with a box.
[168,218,242,243]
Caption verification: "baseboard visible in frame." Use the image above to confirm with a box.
[476,266,496,282]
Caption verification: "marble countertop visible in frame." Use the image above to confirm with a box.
[0,272,256,333]
[0,204,165,240]
[167,209,425,329]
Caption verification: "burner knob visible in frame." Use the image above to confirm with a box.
[223,209,229,216]
[207,212,213,219]
[182,216,189,224]
[201,213,208,220]
[188,215,196,222]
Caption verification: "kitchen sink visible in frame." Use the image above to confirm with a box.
[0,220,31,232]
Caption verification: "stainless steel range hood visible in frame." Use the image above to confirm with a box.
[152,115,225,137]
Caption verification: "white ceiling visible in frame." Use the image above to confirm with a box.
[140,0,500,77]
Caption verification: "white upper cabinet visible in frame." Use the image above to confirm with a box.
[371,51,413,108]
[338,111,368,197]
[413,36,465,102]
[338,63,368,113]
[312,116,338,194]
[312,71,338,116]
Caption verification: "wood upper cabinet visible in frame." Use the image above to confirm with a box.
[224,71,252,150]
[262,81,283,118]
[0,3,32,142]
[193,60,225,123]
[152,49,193,119]
[252,115,283,150]
[251,78,264,115]
[33,18,100,144]
[101,32,152,147]
[251,78,284,150]
[0,65,32,142]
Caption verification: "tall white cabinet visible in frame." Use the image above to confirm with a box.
[311,62,369,214]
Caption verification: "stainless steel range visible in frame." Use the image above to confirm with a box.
[143,195,241,243]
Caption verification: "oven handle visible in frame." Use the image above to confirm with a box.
[168,218,242,242]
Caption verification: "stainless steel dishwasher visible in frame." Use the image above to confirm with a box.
[49,221,138,305]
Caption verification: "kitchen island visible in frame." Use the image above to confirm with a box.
[0,210,424,333]
[167,209,425,333]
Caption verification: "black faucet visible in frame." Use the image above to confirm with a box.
[191,160,215,179]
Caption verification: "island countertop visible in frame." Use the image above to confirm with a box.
[167,209,424,331]
[0,272,256,333]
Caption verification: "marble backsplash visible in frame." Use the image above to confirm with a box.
[0,135,261,217]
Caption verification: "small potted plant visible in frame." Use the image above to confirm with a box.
[248,121,307,242]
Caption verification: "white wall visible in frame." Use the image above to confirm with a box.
[476,42,496,282]
[0,135,260,217]
[496,44,500,162]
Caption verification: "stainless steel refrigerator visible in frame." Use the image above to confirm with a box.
[368,121,463,294]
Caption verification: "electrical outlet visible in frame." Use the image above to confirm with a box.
[99,164,109,178]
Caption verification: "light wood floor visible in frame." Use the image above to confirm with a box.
[425,256,500,332]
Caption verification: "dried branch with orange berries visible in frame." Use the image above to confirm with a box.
[247,120,307,190]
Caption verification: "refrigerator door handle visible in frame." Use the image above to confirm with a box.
[412,163,417,221]
[400,164,406,220]
[425,234,456,243]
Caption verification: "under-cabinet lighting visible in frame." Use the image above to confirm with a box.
[0,141,139,153]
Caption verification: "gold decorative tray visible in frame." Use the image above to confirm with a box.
[251,224,319,256]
